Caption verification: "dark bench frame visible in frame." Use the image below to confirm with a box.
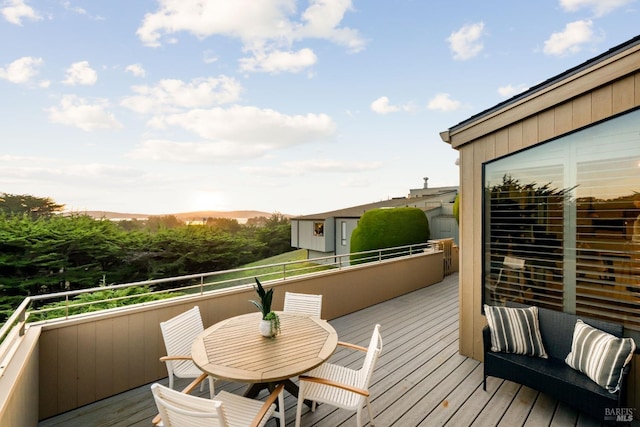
[483,304,632,424]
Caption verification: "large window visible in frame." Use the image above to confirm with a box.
[483,108,640,332]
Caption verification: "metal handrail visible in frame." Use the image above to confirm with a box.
[1,243,434,338]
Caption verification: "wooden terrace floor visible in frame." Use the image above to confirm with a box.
[39,273,637,426]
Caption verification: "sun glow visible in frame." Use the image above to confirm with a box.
[189,190,227,212]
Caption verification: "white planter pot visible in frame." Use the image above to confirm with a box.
[259,319,275,337]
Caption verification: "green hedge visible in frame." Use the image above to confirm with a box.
[350,207,430,264]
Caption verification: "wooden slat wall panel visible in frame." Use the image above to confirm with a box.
[554,101,573,136]
[458,143,474,358]
[507,122,523,152]
[592,84,613,121]
[38,328,57,418]
[572,93,592,129]
[129,312,146,388]
[77,322,96,407]
[143,309,161,382]
[57,326,77,413]
[537,108,555,142]
[613,74,635,113]
[95,319,114,400]
[112,316,129,394]
[522,115,538,149]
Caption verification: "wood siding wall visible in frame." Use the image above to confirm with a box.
[32,251,444,420]
[451,46,640,414]
[0,327,40,427]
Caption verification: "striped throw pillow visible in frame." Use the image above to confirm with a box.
[484,305,548,358]
[565,320,636,393]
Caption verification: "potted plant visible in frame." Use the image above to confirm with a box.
[250,277,280,337]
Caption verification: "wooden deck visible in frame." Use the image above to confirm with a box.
[39,273,637,426]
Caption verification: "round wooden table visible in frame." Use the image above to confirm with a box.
[191,311,337,402]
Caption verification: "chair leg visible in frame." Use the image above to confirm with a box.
[366,397,375,425]
[207,376,215,399]
[271,388,285,426]
[295,386,305,427]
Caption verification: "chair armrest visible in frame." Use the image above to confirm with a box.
[151,373,208,426]
[337,341,368,352]
[250,383,284,427]
[299,375,369,397]
[159,355,192,362]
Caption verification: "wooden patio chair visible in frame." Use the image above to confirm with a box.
[151,377,285,427]
[283,291,323,318]
[295,324,383,427]
[160,306,215,398]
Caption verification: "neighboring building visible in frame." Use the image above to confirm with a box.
[291,179,458,260]
[441,35,640,411]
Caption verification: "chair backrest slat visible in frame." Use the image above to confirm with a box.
[151,383,227,427]
[160,306,204,356]
[283,292,323,318]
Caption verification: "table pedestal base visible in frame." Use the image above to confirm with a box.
[244,380,314,408]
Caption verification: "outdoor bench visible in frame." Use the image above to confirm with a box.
[483,303,635,425]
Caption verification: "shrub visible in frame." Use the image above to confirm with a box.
[350,207,430,264]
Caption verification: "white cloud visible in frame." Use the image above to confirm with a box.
[133,105,337,162]
[447,22,485,61]
[136,0,364,73]
[370,96,399,114]
[46,95,123,131]
[0,56,43,84]
[202,50,218,64]
[427,93,461,112]
[497,84,528,98]
[242,159,382,176]
[62,61,98,86]
[283,159,382,172]
[125,63,146,77]
[129,139,276,162]
[370,96,415,114]
[1,0,41,25]
[559,0,633,17]
[296,0,366,53]
[152,105,336,147]
[121,76,242,114]
[543,20,594,56]
[239,48,317,74]
[62,0,86,15]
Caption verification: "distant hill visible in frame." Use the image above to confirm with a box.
[172,211,285,221]
[77,210,286,221]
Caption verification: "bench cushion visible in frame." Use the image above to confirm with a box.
[484,304,547,358]
[565,319,636,393]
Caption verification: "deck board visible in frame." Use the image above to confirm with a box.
[38,273,638,427]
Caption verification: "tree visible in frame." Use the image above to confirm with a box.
[252,213,292,258]
[0,193,64,218]
[350,207,430,264]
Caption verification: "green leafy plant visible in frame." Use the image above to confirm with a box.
[250,277,280,336]
[249,277,274,319]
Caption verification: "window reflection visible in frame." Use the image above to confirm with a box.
[483,108,640,331]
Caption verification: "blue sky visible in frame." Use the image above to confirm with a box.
[0,0,638,216]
